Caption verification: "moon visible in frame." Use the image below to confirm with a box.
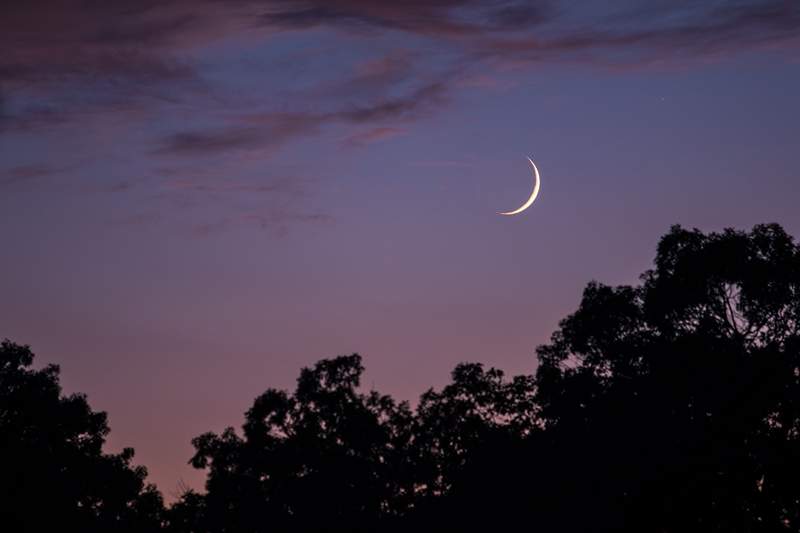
[498,157,541,216]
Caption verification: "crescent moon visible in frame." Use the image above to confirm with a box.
[498,157,541,216]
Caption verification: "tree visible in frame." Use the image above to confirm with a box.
[408,363,537,530]
[533,224,800,532]
[184,354,415,532]
[0,340,164,532]
[176,222,800,532]
[165,489,206,533]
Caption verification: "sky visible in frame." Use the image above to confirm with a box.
[2,0,800,499]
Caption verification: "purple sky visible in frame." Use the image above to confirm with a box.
[2,0,800,499]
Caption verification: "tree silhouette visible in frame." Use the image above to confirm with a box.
[174,224,800,532]
[7,223,800,532]
[179,354,415,532]
[0,340,164,532]
[403,362,538,530]
[531,224,800,532]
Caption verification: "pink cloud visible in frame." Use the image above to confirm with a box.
[342,127,406,147]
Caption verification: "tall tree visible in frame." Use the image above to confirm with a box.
[409,363,537,530]
[185,354,414,532]
[0,340,164,532]
[178,223,800,532]
[534,224,800,532]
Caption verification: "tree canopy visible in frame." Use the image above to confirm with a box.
[5,223,800,532]
[173,224,800,532]
[0,340,164,532]
[532,223,800,531]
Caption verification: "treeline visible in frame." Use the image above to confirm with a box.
[3,224,800,532]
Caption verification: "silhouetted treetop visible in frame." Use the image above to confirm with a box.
[8,223,800,533]
[187,354,416,532]
[0,340,164,532]
[644,224,800,346]
[533,224,800,531]
[173,224,800,532]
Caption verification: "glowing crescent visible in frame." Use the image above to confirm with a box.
[498,157,541,216]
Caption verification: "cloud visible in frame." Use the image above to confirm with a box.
[316,50,417,102]
[258,0,800,67]
[1,164,59,186]
[409,159,475,168]
[455,74,517,90]
[238,211,334,232]
[155,127,267,156]
[138,157,332,233]
[342,127,406,147]
[0,2,205,94]
[153,160,312,197]
[0,0,217,132]
[191,210,334,237]
[476,1,800,67]
[259,0,553,35]
[337,81,448,123]
[155,80,448,156]
[4,1,798,92]
[162,178,287,194]
[154,114,326,156]
[0,162,84,187]
[5,1,798,134]
[3,0,799,233]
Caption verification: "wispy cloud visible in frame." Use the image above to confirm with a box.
[6,1,798,134]
[409,159,476,168]
[162,178,287,194]
[191,210,334,237]
[259,0,553,35]
[139,157,332,234]
[475,1,800,68]
[155,127,268,156]
[3,1,796,91]
[3,0,799,232]
[154,80,448,156]
[342,127,406,147]
[1,2,206,87]
[0,163,80,187]
[1,164,58,186]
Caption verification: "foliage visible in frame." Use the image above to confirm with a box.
[7,223,800,532]
[0,340,164,532]
[533,223,800,531]
[177,224,800,532]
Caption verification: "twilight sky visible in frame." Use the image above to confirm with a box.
[2,0,800,498]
